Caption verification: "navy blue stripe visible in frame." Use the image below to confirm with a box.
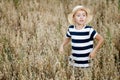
[70,32,89,36]
[69,25,91,29]
[69,25,74,28]
[74,60,89,64]
[72,52,90,57]
[72,39,92,43]
[85,26,92,28]
[66,28,71,37]
[72,45,93,50]
[90,30,96,39]
[66,33,71,37]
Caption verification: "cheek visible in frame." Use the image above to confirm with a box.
[73,16,79,21]
[73,17,77,22]
[85,17,88,21]
[84,16,87,19]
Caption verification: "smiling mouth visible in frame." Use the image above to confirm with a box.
[80,20,84,22]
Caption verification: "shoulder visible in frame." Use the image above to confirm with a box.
[68,25,74,28]
[85,26,96,32]
[85,25,93,29]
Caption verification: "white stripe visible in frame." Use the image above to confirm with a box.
[67,31,70,36]
[69,55,89,61]
[90,28,94,35]
[72,35,90,40]
[69,28,90,32]
[93,33,98,38]
[71,41,93,47]
[69,62,89,67]
[72,48,93,54]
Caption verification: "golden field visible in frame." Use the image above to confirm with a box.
[0,0,120,80]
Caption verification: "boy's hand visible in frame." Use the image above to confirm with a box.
[89,50,96,59]
[59,45,64,53]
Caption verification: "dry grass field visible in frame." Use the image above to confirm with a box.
[0,0,120,80]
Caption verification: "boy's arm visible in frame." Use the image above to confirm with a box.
[59,38,71,53]
[89,34,104,58]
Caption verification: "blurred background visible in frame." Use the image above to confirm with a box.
[0,0,120,80]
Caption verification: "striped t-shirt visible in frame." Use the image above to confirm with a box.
[66,25,98,68]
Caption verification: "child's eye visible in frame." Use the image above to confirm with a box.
[76,14,86,17]
[76,15,81,17]
[83,14,86,16]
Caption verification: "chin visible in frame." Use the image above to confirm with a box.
[79,23,85,25]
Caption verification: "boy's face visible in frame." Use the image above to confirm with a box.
[73,10,87,25]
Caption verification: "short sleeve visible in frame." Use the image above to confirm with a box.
[66,28,71,38]
[90,28,98,39]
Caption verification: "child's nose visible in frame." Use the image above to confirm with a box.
[80,16,84,19]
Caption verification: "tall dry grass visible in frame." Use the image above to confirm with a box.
[0,0,120,80]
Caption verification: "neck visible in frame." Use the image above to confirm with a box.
[75,24,85,29]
